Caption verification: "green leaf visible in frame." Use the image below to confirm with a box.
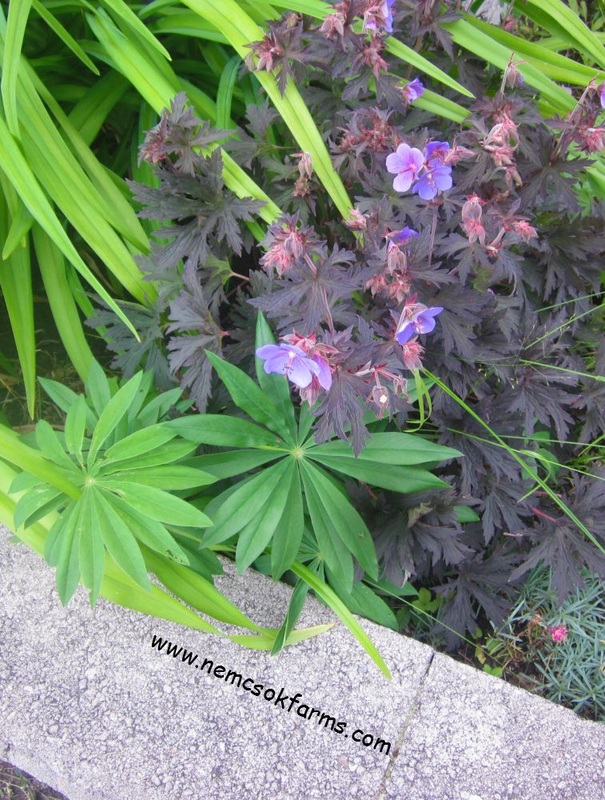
[299,463,354,591]
[13,484,62,530]
[306,452,448,493]
[1,0,32,135]
[85,360,112,419]
[108,465,215,490]
[97,442,198,475]
[103,424,176,462]
[104,493,190,565]
[34,420,80,475]
[206,351,293,440]
[301,461,378,579]
[291,560,391,679]
[343,583,398,631]
[31,0,99,74]
[91,487,151,590]
[64,396,88,461]
[168,413,284,448]
[39,378,96,430]
[216,54,240,129]
[54,497,82,604]
[77,489,104,605]
[88,372,144,465]
[184,449,283,480]
[254,312,297,439]
[137,387,185,427]
[235,459,295,574]
[201,460,288,546]
[45,503,76,567]
[271,463,304,580]
[308,432,461,465]
[100,481,212,528]
[143,546,266,631]
[270,579,309,655]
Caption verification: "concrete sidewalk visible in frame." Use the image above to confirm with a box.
[1,526,603,800]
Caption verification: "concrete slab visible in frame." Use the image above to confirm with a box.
[1,525,603,800]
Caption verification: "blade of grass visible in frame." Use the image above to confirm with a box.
[32,224,94,382]
[1,0,32,135]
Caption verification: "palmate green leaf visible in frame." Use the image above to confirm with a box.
[270,578,309,655]
[255,312,297,440]
[0,461,228,636]
[100,481,212,528]
[235,458,295,573]
[88,372,144,465]
[201,460,287,546]
[168,413,284,448]
[299,463,354,591]
[77,489,104,606]
[185,450,283,481]
[271,462,304,580]
[0,424,80,500]
[91,487,151,590]
[1,0,32,135]
[138,387,185,427]
[39,377,96,430]
[291,560,391,679]
[513,0,605,69]
[206,351,294,441]
[32,225,94,383]
[301,460,378,579]
[105,493,190,565]
[45,503,75,567]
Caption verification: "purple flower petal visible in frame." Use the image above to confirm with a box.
[395,321,415,345]
[288,357,317,388]
[313,356,332,390]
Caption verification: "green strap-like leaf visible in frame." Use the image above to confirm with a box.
[1,0,32,135]
[30,0,99,74]
[54,497,82,605]
[270,578,310,655]
[291,560,391,679]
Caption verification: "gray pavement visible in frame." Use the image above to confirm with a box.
[1,525,604,800]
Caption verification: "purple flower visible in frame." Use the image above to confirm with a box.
[383,0,395,33]
[395,304,443,345]
[424,140,451,164]
[256,344,331,391]
[598,82,605,109]
[389,227,419,247]
[386,143,424,192]
[402,78,425,103]
[413,164,453,201]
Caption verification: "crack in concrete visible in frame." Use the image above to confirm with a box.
[373,648,436,800]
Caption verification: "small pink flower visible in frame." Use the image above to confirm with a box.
[549,625,568,643]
